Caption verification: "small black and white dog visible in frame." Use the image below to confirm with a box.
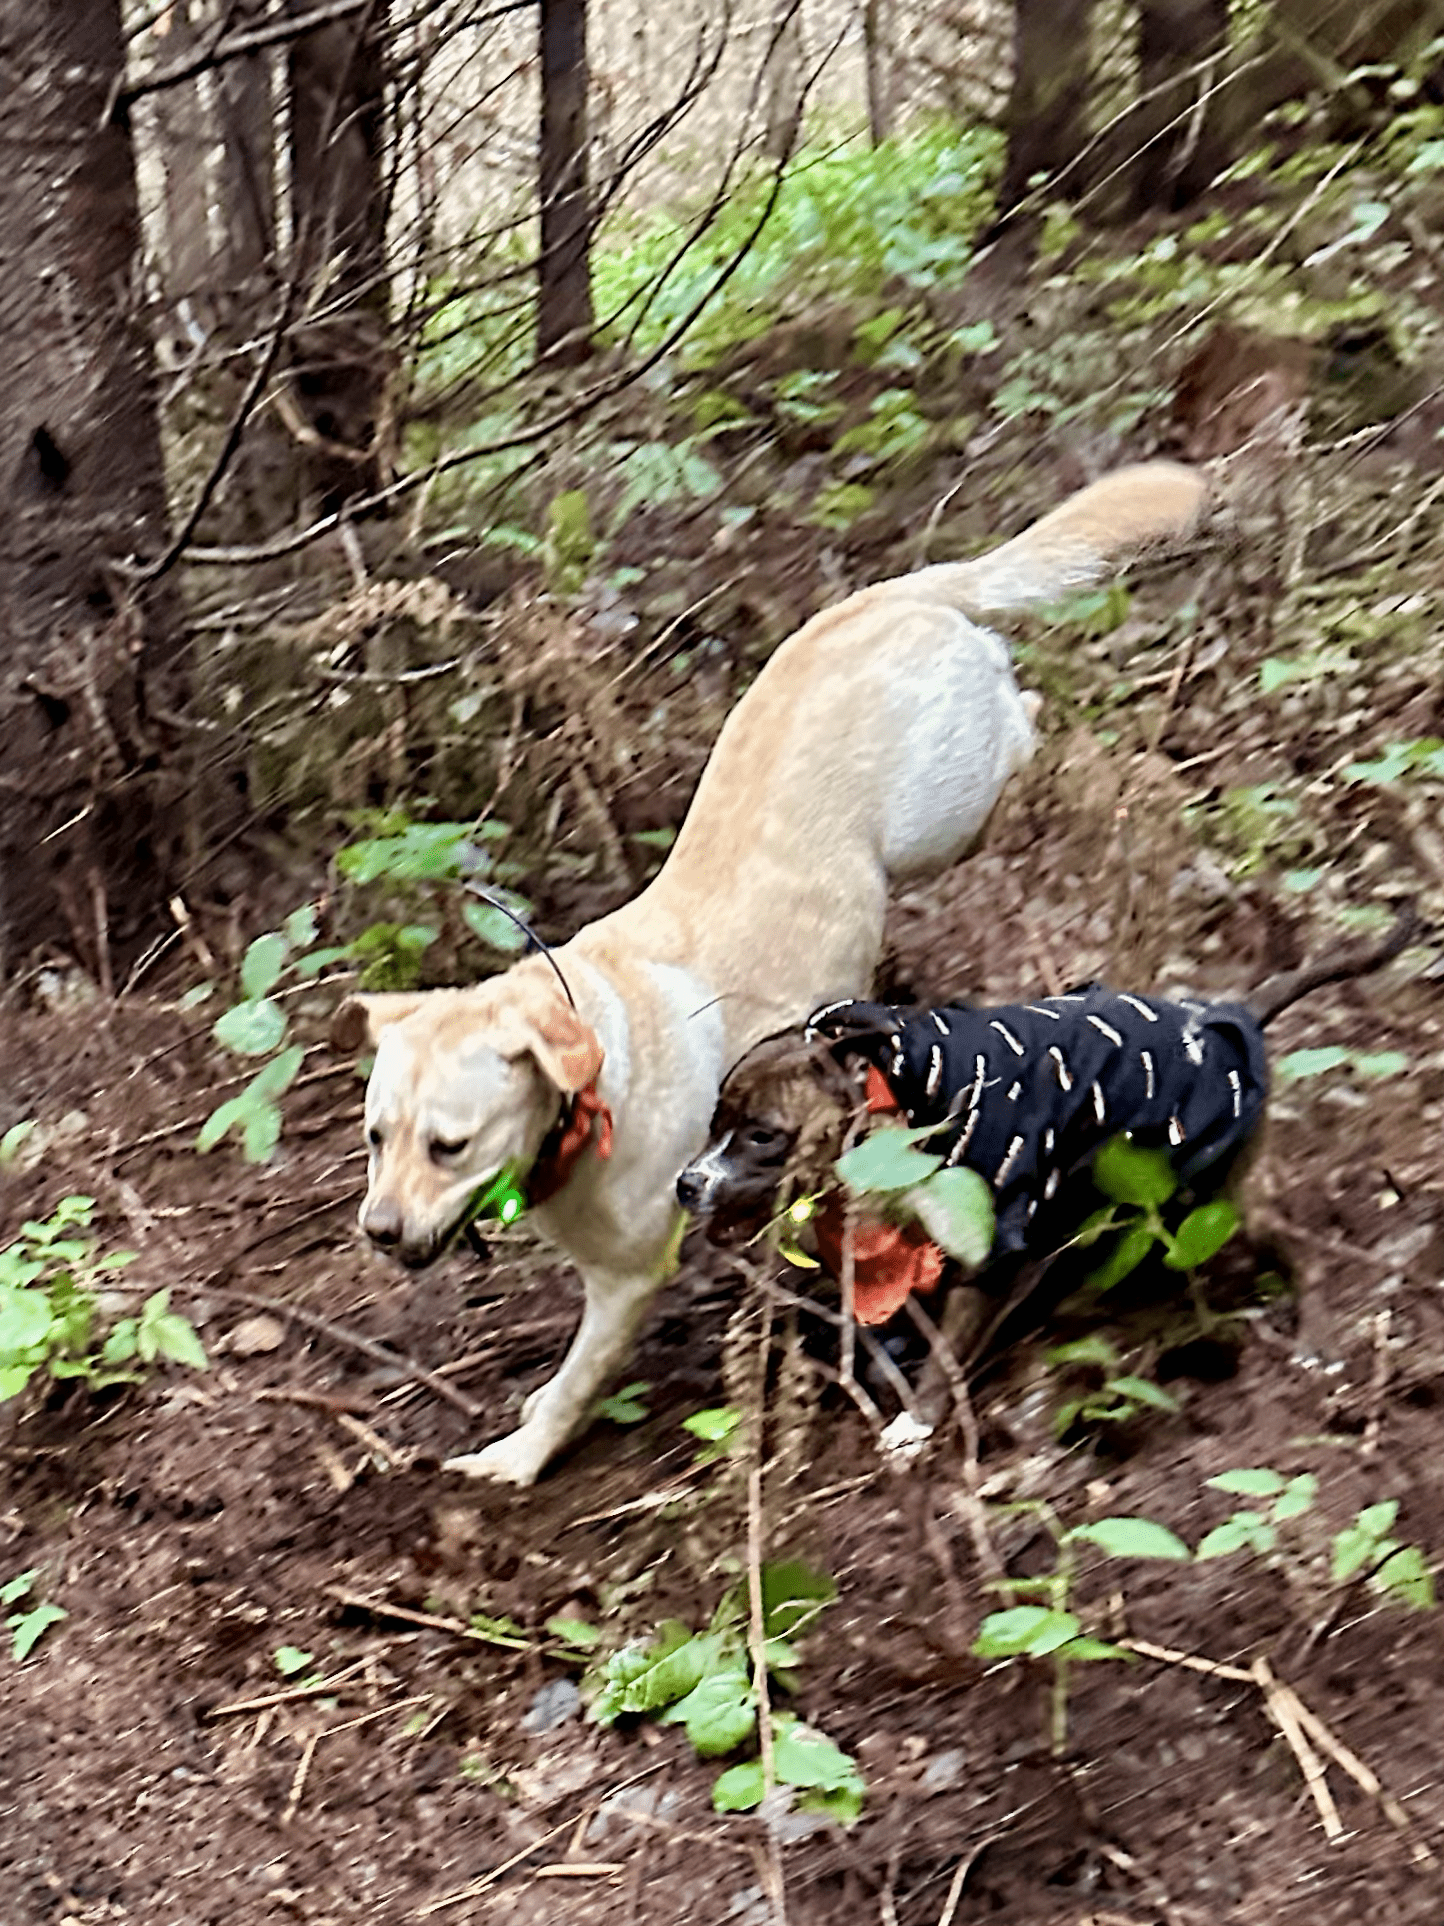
[676,915,1416,1298]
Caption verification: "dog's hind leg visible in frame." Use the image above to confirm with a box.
[444,1255,676,1486]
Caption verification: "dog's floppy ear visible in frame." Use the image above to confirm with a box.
[503,990,604,1095]
[330,992,429,1053]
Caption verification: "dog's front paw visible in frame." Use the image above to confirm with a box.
[444,1429,550,1487]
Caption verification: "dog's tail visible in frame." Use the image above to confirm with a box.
[1246,903,1420,1029]
[896,462,1208,616]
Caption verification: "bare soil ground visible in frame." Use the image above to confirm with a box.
[3,457,1444,1926]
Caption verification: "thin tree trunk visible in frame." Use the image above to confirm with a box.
[998,0,1094,214]
[538,0,594,365]
[287,0,390,511]
[156,0,213,302]
[0,0,181,978]
[864,0,893,146]
[763,0,805,162]
[1114,0,1230,214]
[218,0,277,287]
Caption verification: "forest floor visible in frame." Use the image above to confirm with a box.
[4,302,1444,1923]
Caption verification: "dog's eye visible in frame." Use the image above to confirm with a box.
[367,1126,383,1149]
[429,1135,469,1163]
[743,1125,784,1150]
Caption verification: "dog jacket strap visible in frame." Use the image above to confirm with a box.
[527,1080,615,1206]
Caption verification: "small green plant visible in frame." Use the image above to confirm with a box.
[273,1645,317,1678]
[683,1406,744,1465]
[1275,1044,1409,1084]
[593,1381,652,1425]
[0,1196,206,1401]
[1073,1135,1240,1296]
[1198,1468,1435,1611]
[1046,1334,1180,1437]
[973,1501,1188,1752]
[199,818,529,1163]
[832,387,931,468]
[590,1561,863,1821]
[1344,737,1444,785]
[2,1571,67,1660]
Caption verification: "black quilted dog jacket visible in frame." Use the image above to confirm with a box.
[805,985,1269,1255]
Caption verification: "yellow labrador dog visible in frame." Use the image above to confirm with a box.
[334,462,1205,1484]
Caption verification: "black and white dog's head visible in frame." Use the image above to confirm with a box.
[675,1031,866,1239]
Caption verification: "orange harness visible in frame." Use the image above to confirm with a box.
[811,1064,945,1325]
[526,1081,615,1207]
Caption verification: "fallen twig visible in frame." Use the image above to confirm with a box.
[208,1284,482,1419]
[1123,1638,1435,1863]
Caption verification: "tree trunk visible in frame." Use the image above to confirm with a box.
[218,0,277,289]
[155,0,213,304]
[538,0,594,366]
[763,0,806,162]
[998,0,1095,214]
[0,0,181,982]
[864,0,893,146]
[287,0,390,512]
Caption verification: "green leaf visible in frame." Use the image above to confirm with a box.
[1206,1467,1287,1497]
[1332,1516,1392,1584]
[1271,1474,1317,1522]
[1092,1137,1177,1206]
[196,1094,248,1154]
[0,1569,37,1608]
[1352,1051,1408,1080]
[594,1381,651,1425]
[1068,1517,1190,1561]
[283,904,319,949]
[1164,1199,1240,1271]
[545,1617,600,1649]
[1087,1222,1158,1292]
[240,932,288,1000]
[251,1044,306,1100]
[835,1129,943,1195]
[712,1759,765,1812]
[144,1307,209,1372]
[0,1364,34,1399]
[973,1606,1080,1658]
[1197,1512,1276,1559]
[660,1668,756,1755]
[100,1320,138,1365]
[796,1780,865,1825]
[9,1600,66,1660]
[1356,1500,1400,1540]
[1371,1545,1435,1612]
[0,1121,36,1169]
[760,1560,837,1641]
[1045,1334,1119,1369]
[273,1645,314,1676]
[1276,1046,1350,1083]
[461,899,530,953]
[596,1625,716,1717]
[910,1166,995,1266]
[1058,1636,1132,1663]
[1103,1375,1179,1412]
[241,1098,284,1165]
[0,1285,54,1357]
[773,1722,863,1792]
[213,997,287,1056]
[682,1406,742,1444]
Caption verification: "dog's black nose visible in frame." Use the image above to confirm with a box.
[362,1199,404,1248]
[676,1168,708,1212]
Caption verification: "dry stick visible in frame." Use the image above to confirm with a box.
[207,1284,482,1420]
[746,1309,788,1926]
[210,1656,375,1718]
[904,1296,1004,1585]
[281,1729,320,1826]
[325,1587,530,1651]
[1250,1657,1343,1841]
[1123,1639,1435,1863]
[416,1765,666,1917]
